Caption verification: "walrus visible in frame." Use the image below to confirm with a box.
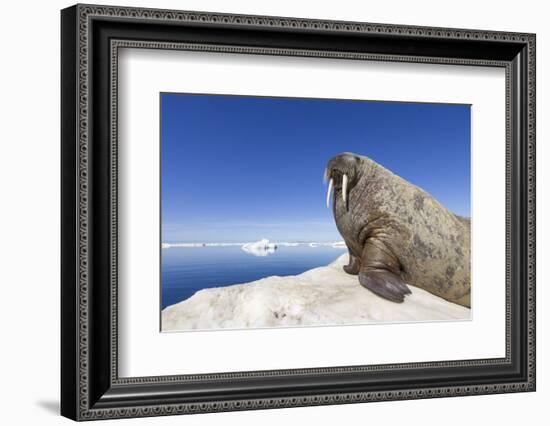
[325,152,471,307]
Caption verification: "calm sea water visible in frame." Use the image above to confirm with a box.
[161,246,345,309]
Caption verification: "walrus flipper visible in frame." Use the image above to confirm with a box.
[343,252,361,275]
[359,269,411,303]
[357,239,411,303]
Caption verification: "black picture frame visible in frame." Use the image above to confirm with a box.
[61,4,536,421]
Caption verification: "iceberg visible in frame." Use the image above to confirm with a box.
[241,238,278,257]
[162,242,206,248]
[161,254,471,331]
[161,240,347,249]
[162,242,243,248]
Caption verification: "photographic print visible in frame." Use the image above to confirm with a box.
[160,93,472,332]
[61,7,536,417]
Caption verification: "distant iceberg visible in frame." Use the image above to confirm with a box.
[162,242,206,248]
[161,240,347,250]
[162,242,242,249]
[241,239,277,257]
[330,241,346,248]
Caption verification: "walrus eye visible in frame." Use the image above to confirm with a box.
[342,174,349,203]
[326,178,334,208]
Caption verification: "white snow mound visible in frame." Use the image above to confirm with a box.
[161,254,471,331]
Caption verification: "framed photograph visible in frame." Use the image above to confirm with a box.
[61,4,536,421]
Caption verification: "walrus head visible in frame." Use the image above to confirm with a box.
[324,152,364,209]
[324,152,374,248]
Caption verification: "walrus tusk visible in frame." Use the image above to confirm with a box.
[342,174,348,204]
[326,178,334,208]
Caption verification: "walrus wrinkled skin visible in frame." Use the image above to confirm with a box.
[325,152,471,307]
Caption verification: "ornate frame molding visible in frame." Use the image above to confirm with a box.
[61,4,535,421]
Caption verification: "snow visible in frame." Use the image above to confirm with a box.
[161,254,471,332]
[241,238,277,256]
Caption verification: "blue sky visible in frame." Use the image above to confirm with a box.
[161,93,470,243]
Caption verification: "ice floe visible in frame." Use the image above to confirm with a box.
[162,254,471,331]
